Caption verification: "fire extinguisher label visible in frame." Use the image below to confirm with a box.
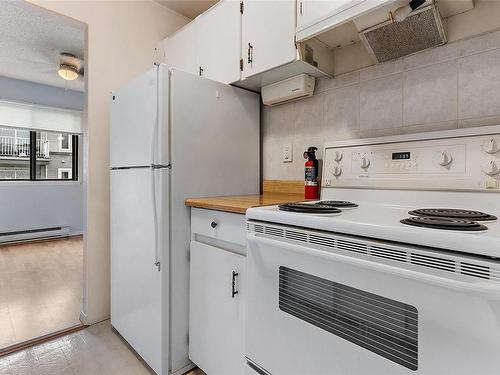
[305,166,318,185]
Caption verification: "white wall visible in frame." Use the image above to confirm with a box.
[0,76,84,111]
[0,182,83,234]
[263,29,500,180]
[27,0,190,325]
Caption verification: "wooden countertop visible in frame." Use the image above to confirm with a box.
[185,193,305,214]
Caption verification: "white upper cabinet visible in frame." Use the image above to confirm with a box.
[241,0,297,79]
[297,0,362,29]
[162,22,198,76]
[296,0,395,42]
[162,1,241,84]
[196,1,242,84]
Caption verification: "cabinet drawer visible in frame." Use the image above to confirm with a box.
[191,208,246,246]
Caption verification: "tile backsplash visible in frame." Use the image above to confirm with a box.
[262,29,500,180]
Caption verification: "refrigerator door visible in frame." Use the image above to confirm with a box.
[169,69,260,372]
[110,167,169,374]
[110,65,169,168]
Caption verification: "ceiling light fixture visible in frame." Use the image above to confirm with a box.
[58,64,79,81]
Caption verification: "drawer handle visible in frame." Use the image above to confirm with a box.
[210,221,218,228]
[232,271,239,298]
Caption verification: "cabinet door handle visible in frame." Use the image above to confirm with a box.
[210,221,218,228]
[199,66,204,76]
[232,271,239,298]
[247,43,253,64]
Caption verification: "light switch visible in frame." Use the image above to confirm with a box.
[283,143,293,163]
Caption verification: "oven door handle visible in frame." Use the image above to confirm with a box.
[249,235,500,298]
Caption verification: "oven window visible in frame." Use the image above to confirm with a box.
[279,267,418,371]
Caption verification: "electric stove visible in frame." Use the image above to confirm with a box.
[245,126,500,375]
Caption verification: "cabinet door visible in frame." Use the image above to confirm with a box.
[241,0,297,79]
[197,1,241,84]
[189,241,245,375]
[163,22,198,76]
[297,0,364,29]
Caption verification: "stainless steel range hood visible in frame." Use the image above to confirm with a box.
[359,3,447,63]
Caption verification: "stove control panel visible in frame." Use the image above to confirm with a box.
[322,128,500,191]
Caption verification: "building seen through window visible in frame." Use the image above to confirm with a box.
[0,126,77,180]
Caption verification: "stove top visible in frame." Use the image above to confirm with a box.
[247,192,500,257]
[408,208,497,222]
[248,127,500,257]
[400,216,489,232]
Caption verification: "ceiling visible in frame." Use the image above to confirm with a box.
[155,0,219,19]
[0,2,85,92]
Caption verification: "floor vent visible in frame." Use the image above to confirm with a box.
[0,226,70,244]
[247,221,500,282]
[279,267,418,370]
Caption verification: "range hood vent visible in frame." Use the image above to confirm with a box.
[359,4,446,63]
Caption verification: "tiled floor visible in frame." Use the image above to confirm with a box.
[0,320,206,375]
[0,237,83,349]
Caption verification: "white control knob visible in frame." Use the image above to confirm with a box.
[332,166,342,177]
[482,138,500,154]
[483,160,500,176]
[438,151,453,167]
[360,156,370,169]
[333,151,343,162]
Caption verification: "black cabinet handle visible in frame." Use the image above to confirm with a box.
[199,66,204,76]
[210,221,218,228]
[232,271,239,298]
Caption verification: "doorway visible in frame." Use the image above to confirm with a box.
[0,1,86,352]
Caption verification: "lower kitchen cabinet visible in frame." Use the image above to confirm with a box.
[189,210,246,375]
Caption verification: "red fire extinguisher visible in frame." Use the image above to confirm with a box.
[304,146,319,200]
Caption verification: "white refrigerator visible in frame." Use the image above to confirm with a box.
[110,65,259,375]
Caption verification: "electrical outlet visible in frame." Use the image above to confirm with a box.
[283,143,293,163]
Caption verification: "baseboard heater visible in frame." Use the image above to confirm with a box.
[0,226,70,244]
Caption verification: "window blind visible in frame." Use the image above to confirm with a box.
[0,100,82,134]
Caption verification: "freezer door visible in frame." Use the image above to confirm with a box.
[110,65,169,168]
[170,68,259,196]
[110,167,169,374]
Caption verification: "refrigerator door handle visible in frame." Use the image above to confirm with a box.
[152,164,171,169]
[150,64,160,167]
[150,65,162,272]
[151,167,161,272]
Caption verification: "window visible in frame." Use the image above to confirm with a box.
[0,127,31,180]
[58,168,72,179]
[36,130,78,180]
[0,126,78,181]
[58,133,72,152]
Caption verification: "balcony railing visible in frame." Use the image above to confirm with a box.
[0,169,29,180]
[0,136,50,158]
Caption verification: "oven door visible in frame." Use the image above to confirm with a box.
[246,223,500,375]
